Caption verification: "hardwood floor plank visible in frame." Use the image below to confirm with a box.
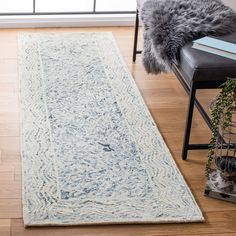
[0,122,19,137]
[0,199,22,218]
[181,234,236,236]
[0,172,21,199]
[0,137,20,153]
[0,219,10,236]
[0,153,21,166]
[0,59,18,77]
[0,43,17,60]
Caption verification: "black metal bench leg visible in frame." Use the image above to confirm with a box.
[182,83,196,160]
[133,9,139,63]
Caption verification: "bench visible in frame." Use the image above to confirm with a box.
[133,3,236,160]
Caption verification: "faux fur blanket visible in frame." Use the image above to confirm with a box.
[140,0,236,74]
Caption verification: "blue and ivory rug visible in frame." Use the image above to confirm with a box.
[18,32,204,226]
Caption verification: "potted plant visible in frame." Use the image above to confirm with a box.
[205,78,236,202]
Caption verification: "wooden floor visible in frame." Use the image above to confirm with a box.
[0,27,235,236]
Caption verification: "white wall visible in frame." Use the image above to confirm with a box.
[222,0,236,11]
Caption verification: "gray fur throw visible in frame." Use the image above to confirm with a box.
[140,0,236,74]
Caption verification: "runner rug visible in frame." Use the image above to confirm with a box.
[18,32,204,226]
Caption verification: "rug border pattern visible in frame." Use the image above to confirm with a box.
[18,32,204,226]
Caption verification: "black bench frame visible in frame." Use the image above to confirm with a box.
[132,9,225,160]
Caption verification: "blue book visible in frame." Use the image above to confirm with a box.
[192,36,236,60]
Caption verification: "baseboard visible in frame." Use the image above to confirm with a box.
[0,14,135,28]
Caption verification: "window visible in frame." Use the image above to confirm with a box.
[0,0,136,15]
[0,0,33,13]
[96,0,136,12]
[36,0,94,13]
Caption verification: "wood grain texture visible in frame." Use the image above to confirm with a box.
[0,219,10,236]
[0,27,235,235]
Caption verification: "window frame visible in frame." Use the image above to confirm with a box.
[0,0,136,15]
